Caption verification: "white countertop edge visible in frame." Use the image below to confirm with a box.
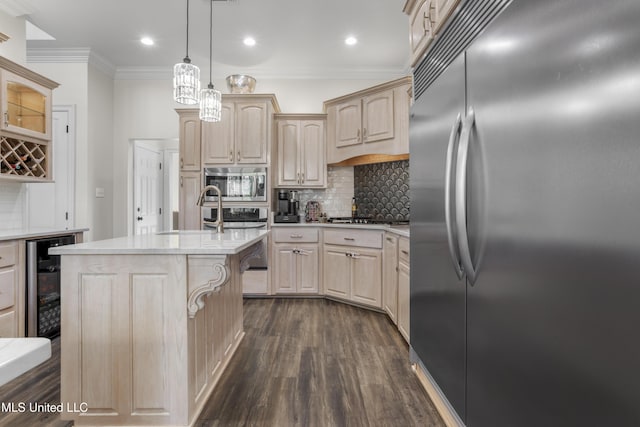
[0,338,51,387]
[270,222,410,238]
[49,229,270,255]
[0,227,88,242]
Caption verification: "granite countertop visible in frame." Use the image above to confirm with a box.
[270,222,410,238]
[49,229,270,255]
[0,227,88,242]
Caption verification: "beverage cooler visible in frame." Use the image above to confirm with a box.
[26,235,76,338]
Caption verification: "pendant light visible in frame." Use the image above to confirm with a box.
[173,0,200,104]
[199,0,222,122]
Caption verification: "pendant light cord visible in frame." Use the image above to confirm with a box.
[184,0,191,62]
[208,0,214,88]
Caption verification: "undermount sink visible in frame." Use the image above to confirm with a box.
[155,231,181,235]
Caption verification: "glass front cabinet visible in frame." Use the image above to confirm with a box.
[0,57,58,182]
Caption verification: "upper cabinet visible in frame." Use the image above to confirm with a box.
[0,56,58,182]
[404,0,461,67]
[179,109,201,171]
[202,94,280,166]
[275,114,326,188]
[324,77,412,165]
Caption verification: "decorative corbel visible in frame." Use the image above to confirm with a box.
[187,256,229,318]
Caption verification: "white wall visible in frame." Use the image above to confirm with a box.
[0,11,26,65]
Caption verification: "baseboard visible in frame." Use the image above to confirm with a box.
[412,360,465,427]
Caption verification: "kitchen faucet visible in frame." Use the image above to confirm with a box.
[196,185,224,233]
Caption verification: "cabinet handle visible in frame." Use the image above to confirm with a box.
[301,172,304,183]
[343,237,355,241]
[357,128,361,142]
[290,234,303,239]
[180,176,183,187]
[350,252,360,259]
[345,252,351,258]
[180,158,184,168]
[386,237,394,242]
[237,150,241,162]
[229,150,233,161]
[297,172,301,184]
[401,250,409,255]
[297,249,310,256]
[363,128,367,140]
[3,112,8,127]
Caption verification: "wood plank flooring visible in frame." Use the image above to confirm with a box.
[0,298,444,427]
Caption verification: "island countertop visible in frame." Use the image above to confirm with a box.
[49,229,269,255]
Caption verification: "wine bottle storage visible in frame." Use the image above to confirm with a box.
[0,135,48,180]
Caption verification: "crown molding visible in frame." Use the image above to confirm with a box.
[26,47,116,77]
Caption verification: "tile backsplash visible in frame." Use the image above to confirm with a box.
[291,166,354,219]
[354,160,410,221]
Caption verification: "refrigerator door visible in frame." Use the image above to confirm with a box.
[465,0,640,425]
[410,53,467,420]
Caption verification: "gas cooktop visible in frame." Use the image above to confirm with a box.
[327,217,410,225]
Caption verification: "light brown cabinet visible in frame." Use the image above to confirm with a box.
[323,229,383,309]
[202,103,234,164]
[272,228,319,294]
[397,236,410,343]
[275,114,326,188]
[179,171,201,230]
[0,240,20,337]
[404,0,462,67]
[0,56,58,182]
[383,233,399,324]
[324,77,412,164]
[179,109,201,171]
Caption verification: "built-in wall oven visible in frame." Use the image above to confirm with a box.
[202,207,268,269]
[26,234,76,338]
[203,167,267,202]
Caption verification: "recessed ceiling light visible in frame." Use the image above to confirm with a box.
[345,36,358,46]
[243,36,256,47]
[140,37,154,46]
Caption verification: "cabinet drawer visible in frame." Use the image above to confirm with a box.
[273,228,318,243]
[324,229,382,249]
[0,241,17,268]
[0,268,15,311]
[0,309,16,337]
[399,237,410,265]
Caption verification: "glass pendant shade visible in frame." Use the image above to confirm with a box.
[199,84,222,122]
[173,59,201,104]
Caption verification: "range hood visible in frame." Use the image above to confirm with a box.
[328,153,409,167]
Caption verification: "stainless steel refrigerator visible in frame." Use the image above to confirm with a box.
[409,0,640,425]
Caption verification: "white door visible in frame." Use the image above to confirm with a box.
[134,144,162,235]
[26,107,75,229]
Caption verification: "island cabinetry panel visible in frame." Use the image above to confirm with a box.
[323,229,383,309]
[275,114,326,188]
[324,77,411,164]
[60,252,244,426]
[383,233,399,324]
[272,227,319,294]
[0,240,20,337]
[0,57,58,182]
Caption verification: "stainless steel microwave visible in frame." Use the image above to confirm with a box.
[203,167,267,202]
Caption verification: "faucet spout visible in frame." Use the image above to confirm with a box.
[197,185,224,233]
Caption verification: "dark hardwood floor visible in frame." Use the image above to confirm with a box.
[0,298,444,427]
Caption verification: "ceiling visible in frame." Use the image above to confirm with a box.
[18,0,410,79]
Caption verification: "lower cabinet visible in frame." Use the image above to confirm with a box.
[272,228,319,294]
[397,237,410,343]
[323,228,383,309]
[0,240,21,337]
[383,234,399,324]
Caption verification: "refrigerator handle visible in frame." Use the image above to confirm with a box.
[445,113,464,279]
[456,108,478,284]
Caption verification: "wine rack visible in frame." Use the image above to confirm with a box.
[0,135,48,180]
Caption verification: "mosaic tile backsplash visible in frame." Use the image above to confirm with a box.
[354,160,410,221]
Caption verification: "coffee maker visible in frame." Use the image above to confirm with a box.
[274,189,300,223]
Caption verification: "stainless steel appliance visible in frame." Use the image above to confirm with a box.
[26,234,76,338]
[202,207,268,269]
[410,0,640,425]
[203,167,266,202]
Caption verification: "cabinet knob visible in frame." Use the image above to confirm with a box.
[229,150,233,161]
[137,216,143,221]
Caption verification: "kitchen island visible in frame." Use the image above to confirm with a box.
[49,229,268,427]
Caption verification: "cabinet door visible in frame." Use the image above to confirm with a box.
[300,120,326,187]
[235,102,268,164]
[276,120,300,187]
[296,245,319,294]
[335,100,362,148]
[362,89,395,144]
[202,103,235,164]
[409,0,435,66]
[179,172,201,230]
[323,245,351,299]
[179,112,201,171]
[1,71,52,141]
[383,235,399,324]
[398,261,410,343]
[273,245,297,294]
[351,248,382,309]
